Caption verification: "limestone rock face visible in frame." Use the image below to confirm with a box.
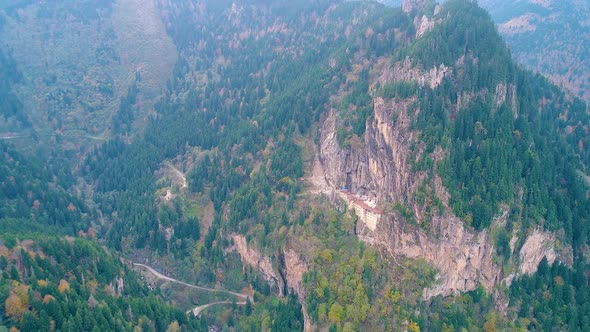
[518,229,557,275]
[319,96,503,297]
[317,59,562,296]
[402,0,429,14]
[415,14,435,37]
[374,57,449,90]
[231,234,312,331]
[281,249,311,332]
[231,234,281,292]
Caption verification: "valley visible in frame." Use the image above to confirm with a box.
[1,0,590,331]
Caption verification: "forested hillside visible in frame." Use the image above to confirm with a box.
[0,142,88,234]
[478,0,590,101]
[1,0,590,331]
[0,0,176,156]
[0,231,204,331]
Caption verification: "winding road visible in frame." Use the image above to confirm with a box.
[0,135,30,139]
[0,131,108,141]
[187,301,247,316]
[133,263,250,316]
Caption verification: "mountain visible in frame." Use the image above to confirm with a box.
[0,0,176,156]
[478,0,590,101]
[2,0,590,331]
[0,230,204,331]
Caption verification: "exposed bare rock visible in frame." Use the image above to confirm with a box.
[402,0,429,14]
[374,57,449,89]
[231,234,281,292]
[318,93,502,297]
[320,97,423,206]
[359,212,501,298]
[498,14,539,35]
[494,82,508,107]
[231,234,312,331]
[518,229,557,275]
[116,276,125,296]
[415,15,435,37]
[493,82,518,118]
[316,50,573,297]
[282,249,311,332]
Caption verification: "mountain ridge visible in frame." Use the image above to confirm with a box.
[1,0,590,331]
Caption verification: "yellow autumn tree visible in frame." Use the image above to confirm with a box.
[13,284,29,306]
[166,321,181,332]
[5,292,26,320]
[484,312,498,332]
[43,295,55,304]
[328,302,344,324]
[408,320,421,332]
[320,249,333,263]
[58,279,70,293]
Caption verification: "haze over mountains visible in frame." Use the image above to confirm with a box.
[0,0,175,156]
[479,0,590,101]
[385,0,590,101]
[1,0,590,331]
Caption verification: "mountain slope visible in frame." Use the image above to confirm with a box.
[81,0,590,330]
[0,0,176,156]
[2,0,590,331]
[479,0,590,101]
[0,142,89,234]
[0,232,204,331]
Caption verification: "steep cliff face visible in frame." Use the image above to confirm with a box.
[518,229,557,275]
[320,97,422,205]
[319,94,503,297]
[231,234,312,331]
[281,249,312,332]
[317,56,564,297]
[402,0,430,14]
[231,234,281,292]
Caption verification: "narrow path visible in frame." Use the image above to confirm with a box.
[164,161,187,188]
[0,134,30,139]
[186,301,246,317]
[61,133,108,140]
[133,263,248,300]
[0,132,108,141]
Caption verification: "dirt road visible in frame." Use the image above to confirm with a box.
[164,161,187,188]
[187,301,246,316]
[133,263,248,299]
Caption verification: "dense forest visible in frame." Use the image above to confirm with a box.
[479,0,590,101]
[0,230,205,331]
[0,50,28,128]
[1,0,590,331]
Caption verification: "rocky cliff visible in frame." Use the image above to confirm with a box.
[316,56,563,297]
[319,93,503,297]
[231,234,281,292]
[231,234,312,331]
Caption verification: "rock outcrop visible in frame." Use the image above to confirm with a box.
[402,0,429,14]
[231,234,281,292]
[320,97,422,205]
[231,234,312,331]
[373,57,449,90]
[317,59,564,297]
[319,95,502,297]
[518,229,557,275]
[281,249,311,332]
